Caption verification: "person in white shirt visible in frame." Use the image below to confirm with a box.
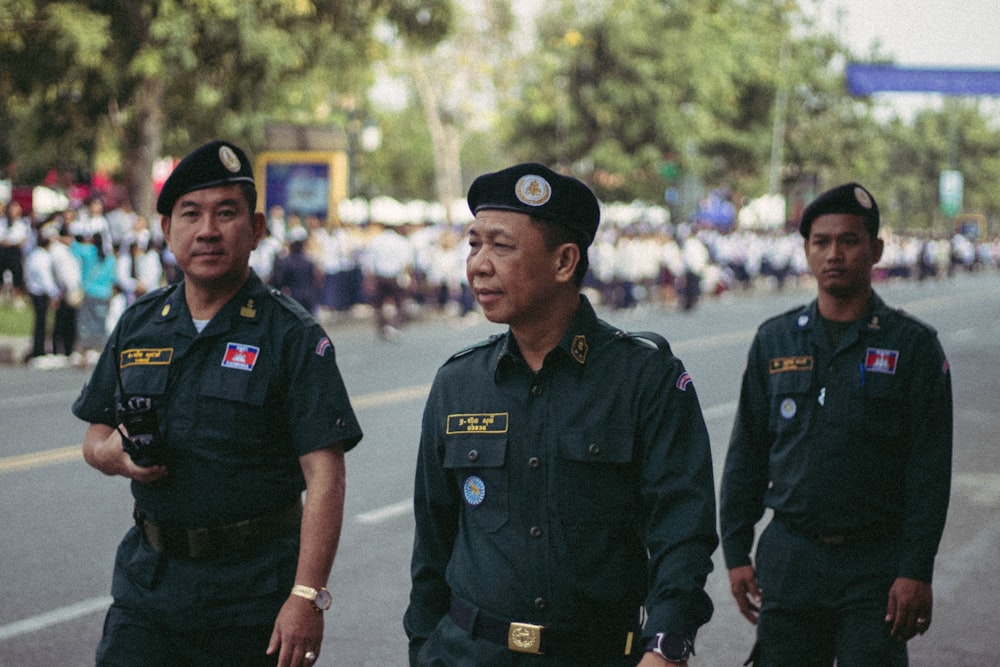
[48,223,84,357]
[361,221,414,339]
[24,223,61,360]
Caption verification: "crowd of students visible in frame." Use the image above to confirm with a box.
[3,195,997,368]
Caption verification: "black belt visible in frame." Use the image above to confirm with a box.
[448,597,640,657]
[134,500,302,559]
[775,515,896,547]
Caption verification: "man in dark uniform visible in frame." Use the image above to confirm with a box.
[404,163,718,666]
[719,183,952,666]
[73,140,363,667]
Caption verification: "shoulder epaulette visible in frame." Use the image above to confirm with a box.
[760,303,809,329]
[615,329,673,353]
[890,306,938,335]
[445,334,502,364]
[132,282,177,306]
[268,286,315,323]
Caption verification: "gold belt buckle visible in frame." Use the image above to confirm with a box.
[507,622,544,654]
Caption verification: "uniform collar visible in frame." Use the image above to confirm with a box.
[157,271,267,332]
[493,294,599,381]
[797,292,891,347]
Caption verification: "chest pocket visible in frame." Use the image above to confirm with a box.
[120,364,170,398]
[768,370,813,434]
[557,428,635,525]
[444,437,508,532]
[195,354,272,449]
[860,372,904,439]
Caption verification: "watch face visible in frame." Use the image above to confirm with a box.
[314,588,333,610]
[659,635,692,662]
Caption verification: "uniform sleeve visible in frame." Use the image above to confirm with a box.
[71,317,127,426]
[284,323,362,455]
[404,379,460,662]
[719,334,773,569]
[898,330,952,582]
[639,355,718,639]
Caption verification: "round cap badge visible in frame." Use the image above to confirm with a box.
[780,397,797,420]
[463,476,486,507]
[514,174,552,207]
[854,186,873,209]
[219,145,242,173]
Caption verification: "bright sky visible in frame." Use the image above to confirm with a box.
[817,0,1000,67]
[815,0,1000,118]
[822,0,1000,69]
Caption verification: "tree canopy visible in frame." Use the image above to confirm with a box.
[1,0,997,233]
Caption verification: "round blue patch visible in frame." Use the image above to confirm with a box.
[463,476,486,507]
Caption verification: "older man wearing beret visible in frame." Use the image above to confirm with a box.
[404,163,718,665]
[720,183,953,665]
[73,140,362,667]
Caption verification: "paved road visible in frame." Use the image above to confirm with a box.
[1,272,998,666]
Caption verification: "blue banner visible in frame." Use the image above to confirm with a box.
[846,64,1000,96]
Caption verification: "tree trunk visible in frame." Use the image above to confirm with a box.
[123,77,165,219]
[411,55,464,224]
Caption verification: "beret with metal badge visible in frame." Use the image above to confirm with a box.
[799,182,879,238]
[156,140,256,216]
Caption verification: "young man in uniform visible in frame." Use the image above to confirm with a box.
[720,183,953,665]
[73,140,363,667]
[405,163,718,665]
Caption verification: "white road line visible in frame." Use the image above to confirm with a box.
[356,499,412,525]
[0,596,111,642]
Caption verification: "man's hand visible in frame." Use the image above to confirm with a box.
[638,651,683,666]
[267,596,324,667]
[885,577,933,642]
[728,565,762,624]
[81,423,167,483]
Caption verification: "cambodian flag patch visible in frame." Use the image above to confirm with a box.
[865,347,898,375]
[222,342,260,371]
[676,371,693,391]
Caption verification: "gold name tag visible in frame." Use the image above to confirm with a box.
[120,348,174,367]
[446,413,509,434]
[769,356,813,374]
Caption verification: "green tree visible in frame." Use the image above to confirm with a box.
[0,0,448,216]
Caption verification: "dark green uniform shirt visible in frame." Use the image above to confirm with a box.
[720,293,952,583]
[72,272,362,628]
[405,296,717,652]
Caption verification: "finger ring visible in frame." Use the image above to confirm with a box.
[304,650,317,663]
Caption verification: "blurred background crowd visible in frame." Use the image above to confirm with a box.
[4,188,997,370]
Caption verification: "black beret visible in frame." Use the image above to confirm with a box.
[156,140,256,215]
[799,182,879,238]
[467,163,600,244]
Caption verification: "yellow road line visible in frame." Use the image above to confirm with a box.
[0,445,81,473]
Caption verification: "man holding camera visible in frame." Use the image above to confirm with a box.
[73,140,362,667]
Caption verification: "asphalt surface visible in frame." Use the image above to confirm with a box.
[1,271,998,666]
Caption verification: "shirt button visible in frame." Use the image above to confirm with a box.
[468,450,479,462]
[534,597,547,610]
[587,443,601,456]
[528,456,541,469]
[335,417,346,428]
[529,526,542,538]
[530,385,542,397]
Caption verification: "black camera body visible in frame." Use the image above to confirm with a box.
[116,395,166,467]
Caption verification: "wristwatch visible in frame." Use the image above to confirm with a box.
[291,584,332,612]
[646,633,694,664]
